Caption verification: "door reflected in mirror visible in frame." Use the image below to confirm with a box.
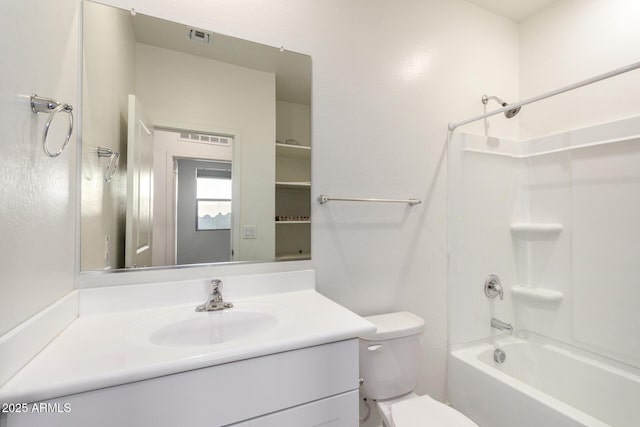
[177,157,233,265]
[81,1,311,272]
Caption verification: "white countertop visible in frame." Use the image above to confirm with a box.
[0,272,374,404]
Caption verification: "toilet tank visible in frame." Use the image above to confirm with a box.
[359,312,425,400]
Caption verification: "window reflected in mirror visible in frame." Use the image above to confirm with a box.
[196,166,232,231]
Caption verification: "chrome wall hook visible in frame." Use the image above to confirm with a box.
[97,147,120,183]
[30,94,74,157]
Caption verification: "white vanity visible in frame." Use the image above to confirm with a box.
[0,270,374,426]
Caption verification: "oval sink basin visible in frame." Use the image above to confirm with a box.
[127,302,290,348]
[151,311,277,347]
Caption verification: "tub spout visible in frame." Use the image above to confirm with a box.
[491,318,513,333]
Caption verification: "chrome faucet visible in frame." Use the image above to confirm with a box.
[196,279,233,312]
[491,318,513,333]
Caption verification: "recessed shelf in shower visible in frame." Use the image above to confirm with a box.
[511,286,563,303]
[510,223,563,238]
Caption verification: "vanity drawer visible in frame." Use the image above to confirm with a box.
[229,390,358,426]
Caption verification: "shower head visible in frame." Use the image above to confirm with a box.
[482,94,521,118]
[504,106,521,118]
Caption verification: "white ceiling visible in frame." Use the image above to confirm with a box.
[465,0,559,22]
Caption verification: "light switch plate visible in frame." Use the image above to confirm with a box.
[243,225,257,239]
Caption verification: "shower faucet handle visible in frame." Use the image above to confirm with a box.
[484,274,504,300]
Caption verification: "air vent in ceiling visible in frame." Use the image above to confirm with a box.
[179,132,232,147]
[188,28,211,44]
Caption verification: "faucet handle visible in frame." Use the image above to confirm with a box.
[484,274,504,300]
[196,279,232,312]
[209,279,222,295]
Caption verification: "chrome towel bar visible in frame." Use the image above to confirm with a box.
[317,194,421,206]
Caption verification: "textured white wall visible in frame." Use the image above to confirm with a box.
[0,0,79,336]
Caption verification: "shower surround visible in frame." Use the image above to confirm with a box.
[447,117,640,426]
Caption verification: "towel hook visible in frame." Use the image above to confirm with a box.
[30,94,74,158]
[97,147,120,183]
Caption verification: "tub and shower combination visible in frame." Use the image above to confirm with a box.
[447,62,640,427]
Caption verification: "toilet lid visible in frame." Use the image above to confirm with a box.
[391,395,478,427]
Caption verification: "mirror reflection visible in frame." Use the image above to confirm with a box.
[81,1,311,271]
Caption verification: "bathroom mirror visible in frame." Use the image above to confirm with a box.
[81,1,311,272]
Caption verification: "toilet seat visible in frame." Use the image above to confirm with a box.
[377,394,478,427]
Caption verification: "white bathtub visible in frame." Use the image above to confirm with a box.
[448,334,640,427]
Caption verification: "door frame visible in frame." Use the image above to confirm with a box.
[152,123,241,266]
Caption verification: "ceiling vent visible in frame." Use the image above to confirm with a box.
[188,28,211,44]
[179,132,232,147]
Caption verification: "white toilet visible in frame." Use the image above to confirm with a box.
[359,312,477,427]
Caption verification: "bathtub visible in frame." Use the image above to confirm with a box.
[448,334,640,427]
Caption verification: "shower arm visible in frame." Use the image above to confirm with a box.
[482,95,506,106]
[448,60,640,131]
